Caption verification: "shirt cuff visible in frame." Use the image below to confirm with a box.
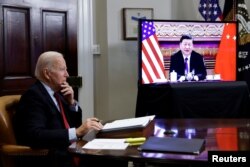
[69,100,79,111]
[69,128,78,141]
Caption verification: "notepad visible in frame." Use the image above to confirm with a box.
[101,115,155,132]
[138,136,205,155]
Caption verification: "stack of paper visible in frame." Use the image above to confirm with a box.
[82,137,147,150]
[101,115,155,132]
[82,139,129,150]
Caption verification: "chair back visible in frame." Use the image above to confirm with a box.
[0,95,52,167]
[0,95,21,146]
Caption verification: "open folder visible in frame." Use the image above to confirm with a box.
[97,115,155,138]
[100,115,155,132]
[138,136,205,155]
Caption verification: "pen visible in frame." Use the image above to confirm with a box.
[96,119,103,123]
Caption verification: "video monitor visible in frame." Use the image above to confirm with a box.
[138,20,237,85]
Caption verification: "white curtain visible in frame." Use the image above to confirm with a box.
[78,0,94,119]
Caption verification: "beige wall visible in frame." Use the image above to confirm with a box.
[91,0,250,121]
[93,0,171,121]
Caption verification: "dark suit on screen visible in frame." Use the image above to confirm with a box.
[14,80,82,167]
[169,50,207,80]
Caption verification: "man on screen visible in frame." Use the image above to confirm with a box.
[169,34,207,81]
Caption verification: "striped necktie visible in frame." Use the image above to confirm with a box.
[54,93,70,129]
[54,93,80,166]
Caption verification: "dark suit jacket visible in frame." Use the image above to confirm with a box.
[169,50,207,80]
[14,80,82,149]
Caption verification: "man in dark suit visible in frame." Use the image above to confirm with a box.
[169,34,207,81]
[14,51,104,167]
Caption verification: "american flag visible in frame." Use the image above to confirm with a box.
[141,21,166,84]
[198,0,222,21]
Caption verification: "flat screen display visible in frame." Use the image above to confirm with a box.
[138,20,237,85]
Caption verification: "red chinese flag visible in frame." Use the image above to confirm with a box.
[214,23,236,81]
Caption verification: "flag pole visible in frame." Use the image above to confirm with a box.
[233,0,237,21]
[206,0,210,21]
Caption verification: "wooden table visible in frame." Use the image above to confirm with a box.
[69,119,250,166]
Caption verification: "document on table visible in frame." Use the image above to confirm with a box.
[101,115,155,132]
[82,139,129,150]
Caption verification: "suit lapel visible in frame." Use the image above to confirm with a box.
[36,81,60,113]
[36,80,72,127]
